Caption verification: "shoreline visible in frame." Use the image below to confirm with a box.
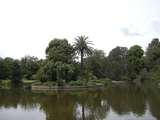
[31,84,105,91]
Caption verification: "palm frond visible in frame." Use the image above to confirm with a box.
[73,35,93,56]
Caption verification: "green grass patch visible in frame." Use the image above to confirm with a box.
[22,80,39,85]
[0,80,12,88]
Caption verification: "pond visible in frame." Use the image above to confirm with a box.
[0,85,160,120]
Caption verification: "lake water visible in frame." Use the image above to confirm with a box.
[0,85,160,120]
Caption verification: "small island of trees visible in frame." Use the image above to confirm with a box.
[0,36,160,89]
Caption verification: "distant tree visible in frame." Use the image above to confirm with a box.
[21,56,39,80]
[3,57,14,79]
[107,47,128,81]
[73,35,93,77]
[127,45,144,80]
[0,58,6,80]
[46,38,74,63]
[11,60,22,84]
[145,38,160,69]
[85,49,107,79]
[37,38,75,83]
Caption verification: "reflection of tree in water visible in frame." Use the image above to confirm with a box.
[38,90,110,120]
[147,88,160,120]
[0,86,160,120]
[0,89,110,120]
[105,85,146,116]
[75,90,109,120]
[0,89,37,109]
[39,92,77,120]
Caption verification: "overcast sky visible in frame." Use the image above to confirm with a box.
[0,0,160,59]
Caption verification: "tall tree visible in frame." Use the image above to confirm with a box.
[85,49,107,79]
[127,45,144,80]
[3,57,14,79]
[46,38,74,63]
[21,56,39,80]
[11,60,22,84]
[73,35,93,77]
[37,38,75,82]
[146,38,160,69]
[107,46,128,80]
[0,58,5,80]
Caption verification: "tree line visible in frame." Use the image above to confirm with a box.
[0,36,160,85]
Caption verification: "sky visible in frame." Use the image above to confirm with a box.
[0,0,160,59]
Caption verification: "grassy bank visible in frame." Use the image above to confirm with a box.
[0,78,112,90]
[0,79,39,88]
[31,78,112,90]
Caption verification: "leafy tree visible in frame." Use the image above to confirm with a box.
[46,38,74,63]
[38,60,57,82]
[0,58,6,80]
[21,56,39,80]
[73,35,93,77]
[10,60,22,84]
[37,38,76,83]
[107,47,128,81]
[127,45,144,80]
[85,50,107,79]
[143,38,160,83]
[36,61,75,83]
[145,38,160,70]
[3,57,14,79]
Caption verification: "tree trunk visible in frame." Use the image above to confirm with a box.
[80,51,84,77]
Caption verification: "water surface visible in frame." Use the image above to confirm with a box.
[0,85,160,120]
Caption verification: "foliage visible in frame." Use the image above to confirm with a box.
[3,57,14,79]
[73,35,93,77]
[21,56,40,80]
[46,38,74,63]
[127,45,144,80]
[149,66,160,84]
[107,47,128,80]
[85,50,107,79]
[0,58,6,79]
[146,38,160,70]
[35,38,76,85]
[36,61,76,83]
[10,60,22,84]
[82,69,97,85]
[1,36,160,86]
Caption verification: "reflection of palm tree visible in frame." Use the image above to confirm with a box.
[73,35,93,77]
[82,102,85,120]
[76,91,109,120]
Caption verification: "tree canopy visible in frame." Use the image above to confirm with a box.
[0,37,160,86]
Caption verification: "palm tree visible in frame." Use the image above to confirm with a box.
[73,35,93,77]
